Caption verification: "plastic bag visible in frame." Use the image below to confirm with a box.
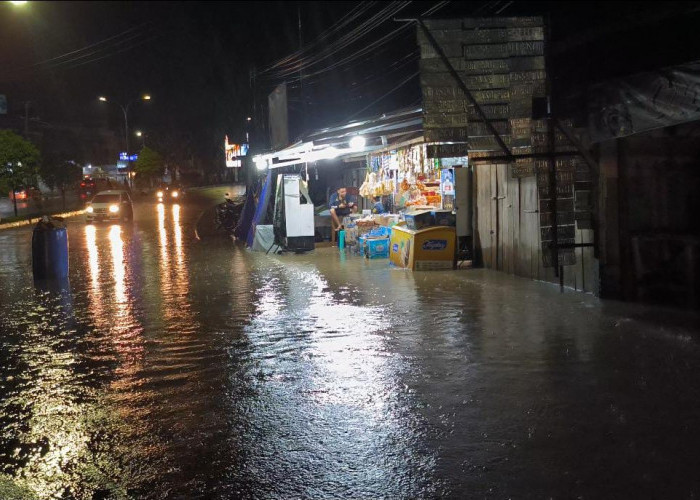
[359,171,372,197]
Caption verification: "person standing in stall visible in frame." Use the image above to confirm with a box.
[371,196,387,214]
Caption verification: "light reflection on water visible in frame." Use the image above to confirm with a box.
[0,202,697,499]
[231,259,435,498]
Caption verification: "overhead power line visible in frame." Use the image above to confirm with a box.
[262,2,376,74]
[261,1,412,78]
[262,0,450,84]
[47,35,162,73]
[6,22,153,76]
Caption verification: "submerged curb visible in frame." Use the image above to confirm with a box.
[0,210,85,231]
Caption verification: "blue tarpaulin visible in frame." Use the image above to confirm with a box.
[234,187,256,241]
[246,171,273,247]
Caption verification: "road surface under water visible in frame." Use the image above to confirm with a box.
[1,200,699,499]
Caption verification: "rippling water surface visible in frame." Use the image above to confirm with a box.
[1,202,700,499]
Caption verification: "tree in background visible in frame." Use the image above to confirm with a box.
[39,160,82,210]
[40,129,84,210]
[151,131,194,185]
[0,130,40,217]
[133,146,164,187]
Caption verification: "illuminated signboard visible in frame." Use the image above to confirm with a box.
[225,135,248,168]
[119,152,139,162]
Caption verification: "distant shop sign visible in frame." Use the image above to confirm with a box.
[225,135,248,168]
[119,152,138,162]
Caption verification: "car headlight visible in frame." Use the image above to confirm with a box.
[109,204,120,213]
[171,191,179,198]
[157,191,163,197]
[86,206,94,213]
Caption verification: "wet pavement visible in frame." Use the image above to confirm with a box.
[0,195,80,221]
[1,198,700,499]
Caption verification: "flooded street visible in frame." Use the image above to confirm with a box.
[1,200,700,499]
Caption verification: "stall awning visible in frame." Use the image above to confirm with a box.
[254,107,424,170]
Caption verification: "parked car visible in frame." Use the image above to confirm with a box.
[79,177,116,201]
[9,186,41,201]
[85,190,134,223]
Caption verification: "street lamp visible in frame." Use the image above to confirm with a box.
[98,94,152,188]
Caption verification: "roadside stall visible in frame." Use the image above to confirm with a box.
[340,143,459,269]
[249,107,470,268]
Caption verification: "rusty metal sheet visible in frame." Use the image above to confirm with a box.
[509,70,547,83]
[467,120,510,136]
[507,27,545,41]
[510,124,532,139]
[421,57,545,75]
[418,42,463,59]
[462,41,544,60]
[426,143,470,158]
[531,131,573,147]
[533,144,579,154]
[467,104,511,119]
[420,57,511,74]
[458,28,511,44]
[422,98,470,114]
[534,157,582,172]
[423,113,470,127]
[509,56,546,71]
[462,43,510,60]
[511,158,536,177]
[508,41,545,56]
[423,100,511,118]
[423,19,464,30]
[425,128,518,146]
[420,72,510,89]
[539,224,576,242]
[424,127,471,142]
[470,88,512,103]
[460,17,544,28]
[421,86,463,100]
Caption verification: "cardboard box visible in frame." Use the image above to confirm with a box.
[431,210,456,227]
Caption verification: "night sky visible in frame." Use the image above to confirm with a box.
[2,1,700,166]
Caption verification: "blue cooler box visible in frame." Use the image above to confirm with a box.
[365,237,390,259]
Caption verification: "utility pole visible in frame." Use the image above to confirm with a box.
[298,4,305,133]
[98,94,151,190]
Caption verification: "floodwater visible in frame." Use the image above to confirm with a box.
[1,200,699,499]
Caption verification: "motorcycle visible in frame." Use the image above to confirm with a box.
[214,194,244,235]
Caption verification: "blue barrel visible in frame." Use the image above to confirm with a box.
[32,218,69,280]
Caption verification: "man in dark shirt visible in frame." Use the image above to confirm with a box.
[329,187,357,231]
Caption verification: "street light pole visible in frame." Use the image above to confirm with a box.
[98,94,150,190]
[121,104,132,188]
